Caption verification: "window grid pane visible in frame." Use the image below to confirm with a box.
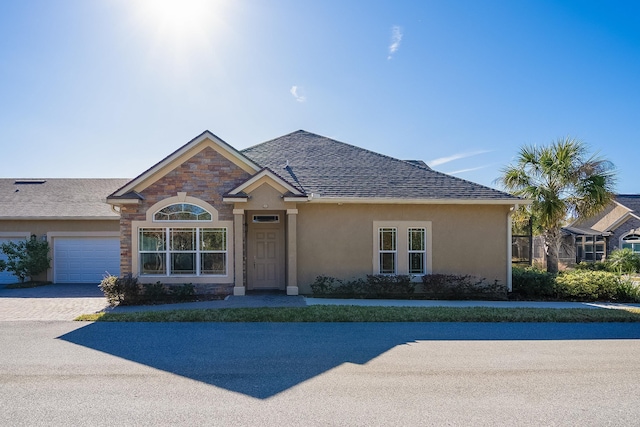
[154,203,212,221]
[379,228,397,274]
[380,253,396,274]
[408,228,426,274]
[139,227,227,276]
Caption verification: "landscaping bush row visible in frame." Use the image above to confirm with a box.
[310,274,417,298]
[512,267,640,302]
[310,274,508,300]
[99,274,196,306]
[574,248,640,274]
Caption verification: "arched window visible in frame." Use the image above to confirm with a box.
[154,203,212,221]
[622,233,640,254]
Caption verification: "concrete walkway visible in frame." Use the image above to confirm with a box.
[110,295,640,313]
[1,283,639,320]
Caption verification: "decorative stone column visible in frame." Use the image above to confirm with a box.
[233,209,245,296]
[286,209,299,295]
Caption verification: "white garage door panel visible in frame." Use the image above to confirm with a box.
[54,237,120,283]
[0,237,27,284]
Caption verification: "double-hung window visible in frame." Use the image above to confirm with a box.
[408,228,426,274]
[374,221,431,277]
[379,228,397,274]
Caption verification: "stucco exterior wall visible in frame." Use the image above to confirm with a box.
[0,219,119,236]
[295,203,510,294]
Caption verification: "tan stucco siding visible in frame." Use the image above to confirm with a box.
[295,203,510,294]
[0,219,119,236]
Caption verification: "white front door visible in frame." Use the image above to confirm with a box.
[247,214,285,290]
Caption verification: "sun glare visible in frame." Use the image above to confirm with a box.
[129,0,230,62]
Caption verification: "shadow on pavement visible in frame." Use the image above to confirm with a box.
[58,322,640,399]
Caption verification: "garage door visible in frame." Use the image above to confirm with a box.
[54,237,120,283]
[0,237,27,284]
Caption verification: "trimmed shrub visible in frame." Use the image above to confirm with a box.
[574,261,610,272]
[168,283,195,299]
[310,275,416,298]
[310,274,505,300]
[511,267,556,298]
[555,270,620,301]
[99,275,198,306]
[99,274,141,306]
[310,275,340,295]
[615,280,640,302]
[366,275,416,296]
[421,274,508,300]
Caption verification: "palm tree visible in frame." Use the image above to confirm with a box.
[497,137,616,273]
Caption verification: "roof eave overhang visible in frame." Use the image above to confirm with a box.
[0,216,120,221]
[110,131,261,198]
[106,198,141,206]
[305,196,530,205]
[227,168,305,197]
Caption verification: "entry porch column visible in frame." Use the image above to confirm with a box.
[286,209,298,295]
[233,209,245,296]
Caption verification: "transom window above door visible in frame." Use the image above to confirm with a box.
[154,203,212,221]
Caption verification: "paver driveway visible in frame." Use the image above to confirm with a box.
[0,283,109,321]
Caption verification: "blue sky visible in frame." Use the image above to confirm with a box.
[1,0,638,193]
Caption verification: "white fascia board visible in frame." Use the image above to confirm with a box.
[0,216,120,221]
[112,131,260,197]
[228,169,303,196]
[306,196,530,205]
[284,196,311,202]
[106,199,140,205]
[222,197,248,203]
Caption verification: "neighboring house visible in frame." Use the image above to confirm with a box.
[560,195,640,265]
[0,179,128,284]
[105,130,525,295]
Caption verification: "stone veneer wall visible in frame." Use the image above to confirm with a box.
[608,217,640,253]
[119,146,252,293]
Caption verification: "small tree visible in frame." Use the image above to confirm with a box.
[0,237,51,283]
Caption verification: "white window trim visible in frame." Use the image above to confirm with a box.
[139,227,228,277]
[373,221,432,277]
[133,195,232,284]
[407,227,427,275]
[620,232,640,253]
[153,203,213,222]
[378,227,398,275]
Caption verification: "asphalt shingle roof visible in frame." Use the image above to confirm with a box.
[616,194,640,216]
[242,130,518,200]
[0,179,129,218]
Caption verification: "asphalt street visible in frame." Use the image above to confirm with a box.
[1,321,640,426]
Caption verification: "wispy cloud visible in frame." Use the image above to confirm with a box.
[387,26,403,60]
[427,150,492,167]
[446,164,494,175]
[290,85,306,102]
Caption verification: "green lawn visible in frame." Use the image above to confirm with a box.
[76,305,640,323]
